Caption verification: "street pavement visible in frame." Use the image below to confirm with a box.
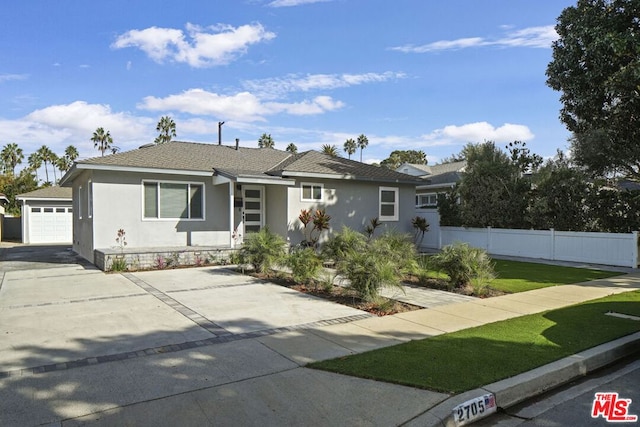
[0,244,639,426]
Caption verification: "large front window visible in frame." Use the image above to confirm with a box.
[143,181,204,220]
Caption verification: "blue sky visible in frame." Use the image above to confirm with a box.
[1,0,577,168]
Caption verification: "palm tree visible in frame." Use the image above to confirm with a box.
[56,156,71,174]
[36,145,55,183]
[154,115,177,144]
[64,145,79,162]
[0,143,24,175]
[343,138,356,160]
[28,152,43,183]
[357,134,369,162]
[91,127,113,157]
[285,143,298,154]
[321,144,340,157]
[57,145,79,175]
[258,133,275,148]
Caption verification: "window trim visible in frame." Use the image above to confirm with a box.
[87,180,93,219]
[78,185,83,219]
[416,193,438,208]
[141,180,205,221]
[300,182,324,202]
[379,186,399,221]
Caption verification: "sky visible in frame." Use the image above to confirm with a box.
[1,0,578,171]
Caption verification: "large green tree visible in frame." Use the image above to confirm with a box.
[456,141,539,229]
[380,150,427,170]
[0,143,24,175]
[0,169,38,215]
[91,127,113,157]
[27,152,42,183]
[154,115,176,144]
[285,143,298,154]
[546,0,640,180]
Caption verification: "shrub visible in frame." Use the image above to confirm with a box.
[431,242,495,290]
[239,227,287,274]
[154,255,167,270]
[287,247,323,285]
[321,226,366,263]
[336,230,414,301]
[110,256,127,272]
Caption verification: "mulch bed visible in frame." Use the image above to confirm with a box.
[252,273,421,316]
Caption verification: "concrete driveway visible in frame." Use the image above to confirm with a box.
[0,246,444,426]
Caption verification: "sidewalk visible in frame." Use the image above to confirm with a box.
[59,271,640,426]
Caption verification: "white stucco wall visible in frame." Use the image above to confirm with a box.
[72,170,232,261]
[286,178,415,245]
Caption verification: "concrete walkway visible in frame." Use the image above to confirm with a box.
[0,255,639,426]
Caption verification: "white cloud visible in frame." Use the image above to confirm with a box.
[112,23,276,67]
[391,25,557,53]
[0,101,155,160]
[0,73,28,83]
[138,89,344,121]
[267,0,330,7]
[426,122,534,144]
[243,71,406,99]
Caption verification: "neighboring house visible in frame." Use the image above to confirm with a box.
[16,187,73,244]
[396,161,466,208]
[59,141,420,265]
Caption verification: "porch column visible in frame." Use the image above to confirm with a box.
[229,181,235,248]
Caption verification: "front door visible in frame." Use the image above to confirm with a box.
[243,185,264,234]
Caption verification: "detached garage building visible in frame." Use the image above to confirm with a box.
[17,187,73,244]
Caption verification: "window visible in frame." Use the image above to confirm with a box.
[379,187,399,221]
[301,183,323,202]
[416,193,438,208]
[31,207,41,213]
[88,180,93,218]
[143,181,204,220]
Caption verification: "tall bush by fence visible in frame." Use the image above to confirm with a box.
[416,209,639,268]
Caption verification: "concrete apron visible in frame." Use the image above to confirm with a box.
[0,265,448,426]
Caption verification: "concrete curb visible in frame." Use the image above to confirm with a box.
[407,331,640,426]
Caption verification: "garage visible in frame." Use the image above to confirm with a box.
[17,187,73,244]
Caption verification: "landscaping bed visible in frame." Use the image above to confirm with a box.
[253,272,421,316]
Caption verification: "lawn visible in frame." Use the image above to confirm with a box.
[310,290,640,394]
[491,259,621,293]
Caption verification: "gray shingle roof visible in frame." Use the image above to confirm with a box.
[270,151,421,183]
[68,141,420,185]
[17,186,72,200]
[79,141,291,176]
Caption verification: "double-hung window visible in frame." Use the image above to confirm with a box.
[301,183,323,202]
[143,181,204,220]
[379,187,399,221]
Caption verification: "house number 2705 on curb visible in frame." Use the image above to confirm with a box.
[453,393,497,426]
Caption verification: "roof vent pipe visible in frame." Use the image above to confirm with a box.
[218,121,224,145]
[235,138,239,150]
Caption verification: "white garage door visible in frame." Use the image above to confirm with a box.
[29,206,73,244]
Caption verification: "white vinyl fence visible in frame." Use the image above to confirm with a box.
[415,209,639,268]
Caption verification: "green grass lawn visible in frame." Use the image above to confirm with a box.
[310,290,640,394]
[491,260,621,293]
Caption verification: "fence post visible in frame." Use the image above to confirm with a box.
[487,226,492,253]
[550,228,555,261]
